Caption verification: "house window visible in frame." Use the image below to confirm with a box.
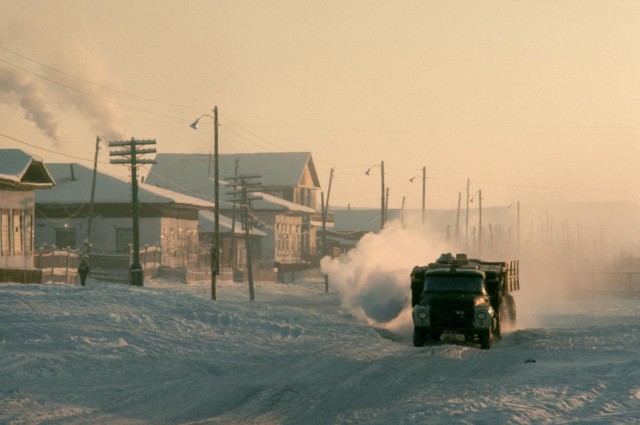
[1,210,10,255]
[24,214,33,254]
[116,228,133,253]
[55,227,76,249]
[13,212,22,254]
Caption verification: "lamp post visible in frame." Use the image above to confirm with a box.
[190,106,219,301]
[365,161,385,229]
[409,166,426,225]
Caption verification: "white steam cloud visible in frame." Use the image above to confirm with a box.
[321,214,450,336]
[322,202,640,339]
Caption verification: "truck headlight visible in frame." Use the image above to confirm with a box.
[473,306,493,329]
[413,306,430,326]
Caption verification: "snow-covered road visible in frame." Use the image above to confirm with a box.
[2,278,640,424]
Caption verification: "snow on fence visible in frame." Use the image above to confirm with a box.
[35,244,162,284]
[34,247,79,284]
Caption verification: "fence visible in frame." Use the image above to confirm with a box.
[34,244,162,284]
[34,243,320,285]
[34,247,79,284]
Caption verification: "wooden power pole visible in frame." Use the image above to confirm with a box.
[226,174,262,301]
[86,135,102,256]
[322,168,334,293]
[109,138,157,286]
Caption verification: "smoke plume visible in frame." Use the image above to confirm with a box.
[0,66,60,140]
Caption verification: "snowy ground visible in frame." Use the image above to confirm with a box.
[2,275,640,424]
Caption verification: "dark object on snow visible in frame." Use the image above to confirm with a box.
[78,259,90,286]
[411,253,520,350]
[525,358,536,363]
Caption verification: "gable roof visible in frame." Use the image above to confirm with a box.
[0,149,55,189]
[199,210,266,237]
[146,156,315,214]
[36,163,214,209]
[148,152,321,189]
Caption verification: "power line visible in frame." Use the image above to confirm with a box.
[1,46,202,111]
[0,131,93,163]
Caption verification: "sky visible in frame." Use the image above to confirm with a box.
[2,0,640,211]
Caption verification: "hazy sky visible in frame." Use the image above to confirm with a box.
[2,0,640,211]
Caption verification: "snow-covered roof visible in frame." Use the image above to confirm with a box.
[148,152,320,190]
[36,163,214,209]
[146,162,315,214]
[0,149,55,189]
[198,210,267,237]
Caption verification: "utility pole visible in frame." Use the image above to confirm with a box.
[465,178,470,246]
[190,107,219,300]
[230,158,239,269]
[227,174,262,301]
[322,168,334,293]
[365,161,385,229]
[401,196,406,229]
[478,189,483,255]
[421,166,426,225]
[213,107,220,300]
[385,187,390,225]
[381,161,385,229]
[109,138,157,286]
[517,201,521,250]
[456,192,461,241]
[86,135,102,256]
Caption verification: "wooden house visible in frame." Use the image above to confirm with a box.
[35,163,215,270]
[146,152,322,273]
[0,149,55,282]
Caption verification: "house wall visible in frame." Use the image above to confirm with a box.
[298,166,318,210]
[35,216,163,252]
[159,215,199,268]
[245,210,275,264]
[274,214,304,264]
[0,188,35,269]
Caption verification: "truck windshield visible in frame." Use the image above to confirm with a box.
[424,275,485,293]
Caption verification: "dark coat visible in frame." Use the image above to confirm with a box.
[78,261,90,278]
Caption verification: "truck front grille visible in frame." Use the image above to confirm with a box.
[430,301,474,328]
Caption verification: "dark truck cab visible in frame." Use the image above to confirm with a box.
[411,253,519,349]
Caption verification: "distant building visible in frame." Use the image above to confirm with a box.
[35,163,214,270]
[146,152,326,273]
[198,210,266,275]
[0,149,55,282]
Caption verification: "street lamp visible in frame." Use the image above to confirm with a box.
[190,106,219,301]
[365,161,385,229]
[409,166,426,224]
[470,189,482,255]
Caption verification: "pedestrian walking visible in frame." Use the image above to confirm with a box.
[78,258,90,286]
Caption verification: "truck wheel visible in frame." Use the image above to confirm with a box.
[480,329,492,350]
[496,300,509,338]
[413,328,427,347]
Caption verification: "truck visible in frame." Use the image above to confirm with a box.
[411,253,519,349]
